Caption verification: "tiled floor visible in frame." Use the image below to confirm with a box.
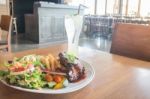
[79,37,111,52]
[11,34,112,53]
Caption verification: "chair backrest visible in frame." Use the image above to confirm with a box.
[110,23,150,61]
[0,15,12,31]
[0,15,12,47]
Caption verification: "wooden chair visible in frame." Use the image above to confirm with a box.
[110,23,150,61]
[0,15,12,52]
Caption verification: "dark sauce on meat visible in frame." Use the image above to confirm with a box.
[58,52,86,82]
[71,73,86,83]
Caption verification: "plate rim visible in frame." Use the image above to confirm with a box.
[0,59,95,94]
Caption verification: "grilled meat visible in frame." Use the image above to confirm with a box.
[58,53,85,82]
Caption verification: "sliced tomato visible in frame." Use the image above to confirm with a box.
[45,74,53,82]
[53,75,63,83]
[14,67,25,72]
[10,66,25,72]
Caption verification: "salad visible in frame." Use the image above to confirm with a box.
[0,52,85,90]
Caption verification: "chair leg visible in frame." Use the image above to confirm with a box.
[7,46,11,53]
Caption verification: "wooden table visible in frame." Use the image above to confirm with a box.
[0,28,2,40]
[0,44,150,99]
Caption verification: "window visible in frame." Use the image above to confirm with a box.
[84,0,95,14]
[69,0,150,17]
[68,0,95,14]
[96,0,120,15]
[128,0,139,16]
[140,0,150,17]
[96,0,106,15]
[122,0,127,15]
[106,0,116,15]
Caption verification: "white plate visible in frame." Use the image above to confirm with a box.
[0,60,95,94]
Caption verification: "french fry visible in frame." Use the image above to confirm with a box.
[41,56,51,70]
[40,54,61,71]
[48,54,55,71]
[45,56,51,70]
[54,59,61,68]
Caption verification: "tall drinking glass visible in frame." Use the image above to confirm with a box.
[65,15,83,56]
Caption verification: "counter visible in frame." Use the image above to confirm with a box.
[25,2,84,43]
